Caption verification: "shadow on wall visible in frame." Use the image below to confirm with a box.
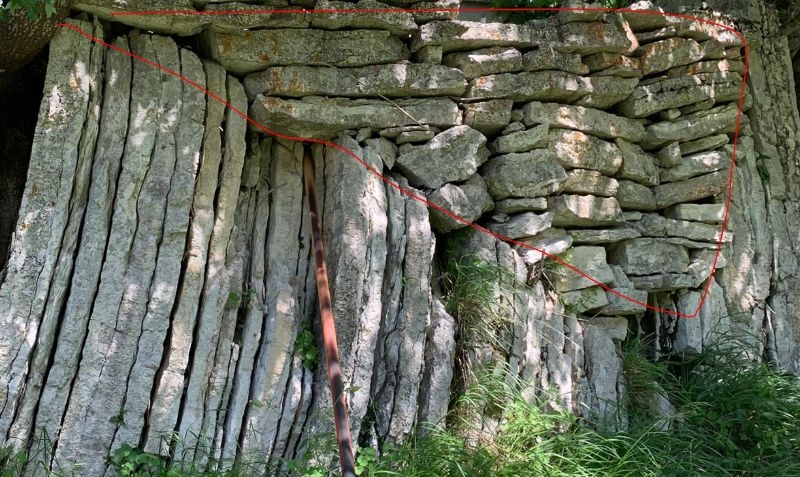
[0,50,47,271]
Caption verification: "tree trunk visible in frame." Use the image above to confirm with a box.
[0,0,72,75]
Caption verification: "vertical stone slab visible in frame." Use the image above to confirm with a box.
[144,59,225,455]
[8,18,103,451]
[220,143,272,465]
[177,75,246,456]
[583,325,627,431]
[238,138,308,470]
[373,174,434,443]
[34,32,129,456]
[735,5,800,372]
[110,43,205,454]
[0,19,97,443]
[305,135,388,449]
[417,295,455,430]
[53,31,170,476]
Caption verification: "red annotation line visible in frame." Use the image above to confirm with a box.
[58,7,748,318]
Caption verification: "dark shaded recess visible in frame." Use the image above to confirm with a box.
[0,49,48,272]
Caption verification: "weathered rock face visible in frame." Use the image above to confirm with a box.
[3,2,800,475]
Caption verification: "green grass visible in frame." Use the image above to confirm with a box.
[5,331,798,477]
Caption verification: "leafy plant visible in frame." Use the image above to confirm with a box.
[0,445,27,477]
[0,0,57,21]
[295,319,319,369]
[109,444,175,477]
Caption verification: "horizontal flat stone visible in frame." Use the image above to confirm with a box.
[410,0,459,22]
[515,228,572,265]
[463,100,513,135]
[428,174,494,233]
[608,238,689,275]
[667,59,745,78]
[636,26,678,44]
[628,213,730,243]
[602,288,648,316]
[396,129,435,144]
[522,46,588,74]
[494,197,547,215]
[482,150,567,199]
[488,211,553,239]
[688,249,727,288]
[676,19,743,47]
[657,237,720,249]
[679,134,729,156]
[561,286,609,314]
[311,0,417,36]
[642,103,739,149]
[636,37,704,76]
[629,273,694,291]
[395,126,488,189]
[550,129,623,175]
[74,0,205,35]
[465,70,590,102]
[664,203,725,224]
[616,180,657,211]
[443,47,523,80]
[583,52,641,77]
[243,64,466,100]
[521,101,645,142]
[588,316,631,340]
[549,195,624,227]
[652,170,728,208]
[411,20,558,53]
[568,227,641,244]
[660,148,731,183]
[577,76,640,109]
[557,20,636,55]
[204,4,309,30]
[559,169,619,197]
[379,125,439,139]
[548,246,615,292]
[490,124,549,154]
[616,72,741,118]
[250,96,460,139]
[204,28,409,74]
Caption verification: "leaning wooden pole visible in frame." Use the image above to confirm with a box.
[302,146,357,477]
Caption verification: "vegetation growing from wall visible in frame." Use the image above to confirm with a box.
[0,0,56,21]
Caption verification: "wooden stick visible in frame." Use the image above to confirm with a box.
[302,145,356,477]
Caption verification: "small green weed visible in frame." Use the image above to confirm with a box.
[295,319,319,369]
[109,444,175,477]
[0,445,27,477]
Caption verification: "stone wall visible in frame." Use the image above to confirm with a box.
[1,0,796,475]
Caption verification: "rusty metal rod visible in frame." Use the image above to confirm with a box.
[302,146,356,477]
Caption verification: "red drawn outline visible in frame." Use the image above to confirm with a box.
[58,6,748,318]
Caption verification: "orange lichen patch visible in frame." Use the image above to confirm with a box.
[218,35,234,55]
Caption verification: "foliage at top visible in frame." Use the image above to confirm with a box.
[0,0,56,21]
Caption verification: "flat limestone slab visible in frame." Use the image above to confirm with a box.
[204,28,409,74]
[250,96,461,139]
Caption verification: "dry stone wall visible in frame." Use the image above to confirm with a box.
[1,1,797,475]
